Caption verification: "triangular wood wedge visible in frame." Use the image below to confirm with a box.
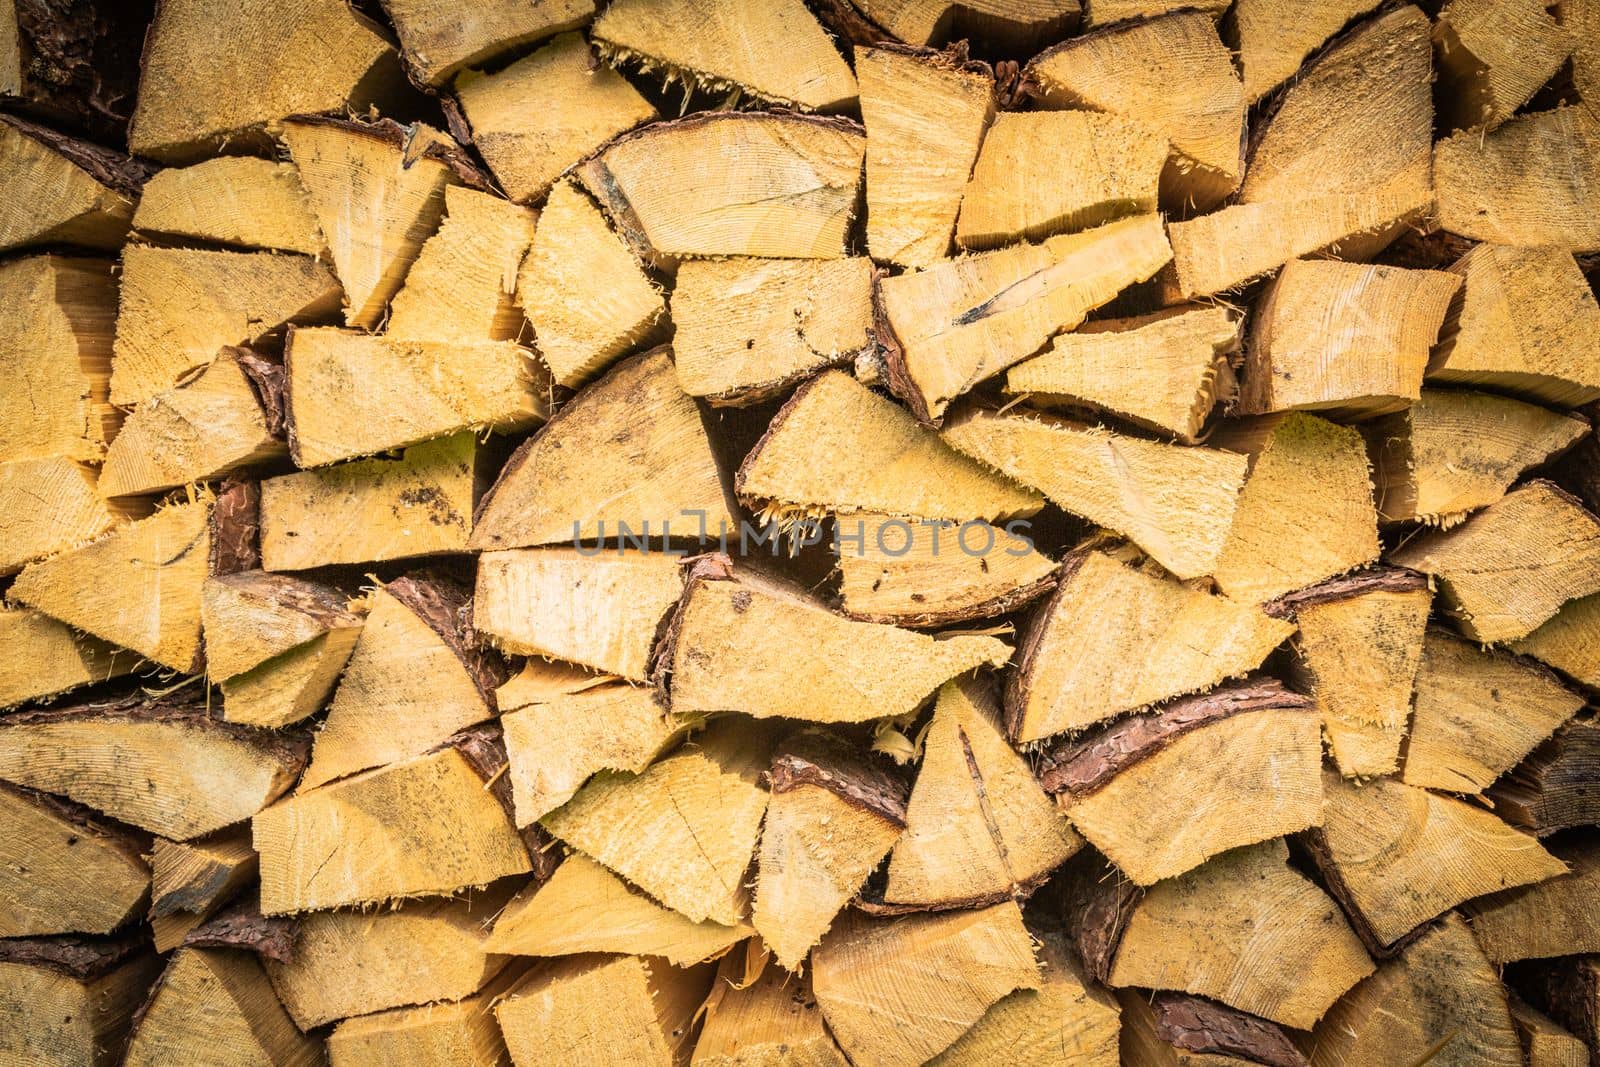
[0,937,162,1067]
[381,0,593,85]
[696,950,849,1066]
[736,370,1043,523]
[956,110,1166,251]
[577,112,865,263]
[1433,0,1569,131]
[131,156,323,254]
[593,0,857,111]
[942,410,1249,580]
[518,179,664,389]
[326,965,522,1067]
[1210,413,1381,605]
[124,948,321,1067]
[301,574,504,790]
[1232,0,1382,101]
[885,677,1081,907]
[148,830,258,952]
[1492,718,1600,838]
[1467,836,1600,964]
[1427,244,1600,408]
[754,730,908,969]
[812,901,1040,1067]
[487,851,749,965]
[0,695,307,840]
[880,214,1173,421]
[667,565,1011,724]
[472,349,736,549]
[1040,680,1323,885]
[1515,593,1600,689]
[1506,996,1589,1067]
[0,456,132,574]
[109,244,340,405]
[1510,956,1600,1058]
[1025,12,1245,210]
[1117,989,1309,1067]
[1004,304,1239,442]
[0,784,149,938]
[452,32,658,205]
[0,607,137,710]
[850,0,1079,49]
[1388,480,1600,643]
[540,718,774,926]
[857,45,995,268]
[0,115,139,253]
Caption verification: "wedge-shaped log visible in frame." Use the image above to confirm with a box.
[1573,0,1600,102]
[857,45,994,267]
[0,607,137,710]
[1467,837,1600,964]
[881,214,1173,421]
[1493,718,1600,837]
[125,947,321,1067]
[1232,0,1382,101]
[380,0,592,85]
[0,456,130,574]
[577,112,865,263]
[0,937,162,1067]
[1510,956,1600,1061]
[0,696,306,840]
[1434,0,1570,131]
[942,410,1248,580]
[1508,995,1591,1067]
[1515,594,1600,689]
[131,156,323,254]
[327,966,522,1067]
[147,830,258,952]
[0,784,148,938]
[1118,989,1310,1067]
[813,902,1040,1067]
[850,0,1079,49]
[1388,481,1600,643]
[0,115,139,253]
[696,952,849,1066]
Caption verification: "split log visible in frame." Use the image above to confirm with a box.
[1008,549,1293,741]
[1210,413,1381,604]
[856,45,994,268]
[1086,0,1226,23]
[1467,836,1600,964]
[517,179,663,389]
[0,607,137,710]
[592,0,858,111]
[1118,989,1310,1067]
[471,349,736,549]
[0,937,162,1067]
[0,456,131,573]
[848,0,1079,50]
[1303,772,1565,952]
[1025,12,1245,210]
[1508,996,1591,1067]
[130,156,323,254]
[672,257,873,404]
[879,213,1173,421]
[1547,433,1600,528]
[0,1,150,139]
[1388,480,1600,643]
[1003,304,1239,442]
[1366,390,1590,525]
[147,830,258,952]
[108,244,341,405]
[1231,0,1382,101]
[811,901,1039,1067]
[1237,260,1460,418]
[326,965,525,1067]
[736,370,1044,524]
[884,676,1081,907]
[452,32,657,205]
[1571,0,1600,102]
[124,947,320,1067]
[1508,956,1600,1059]
[0,696,306,840]
[1516,594,1600,689]
[694,951,849,1066]
[0,784,148,937]
[379,0,593,86]
[0,115,139,253]
[1491,718,1600,836]
[1433,0,1570,131]
[576,112,865,263]
[1041,681,1323,885]
[942,409,1249,580]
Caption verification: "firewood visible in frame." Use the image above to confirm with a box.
[856,45,994,268]
[379,0,593,86]
[254,742,531,913]
[672,257,873,404]
[0,116,139,253]
[1231,0,1382,101]
[1516,594,1600,688]
[108,244,340,405]
[1433,0,1570,131]
[1209,413,1380,604]
[1494,717,1600,837]
[147,830,258,953]
[0,936,161,1067]
[879,214,1173,421]
[1267,569,1432,778]
[1388,480,1600,643]
[130,156,323,254]
[300,575,502,789]
[1434,105,1600,251]
[1010,550,1293,741]
[666,565,1011,724]
[1237,260,1460,418]
[0,695,306,840]
[576,112,865,264]
[1307,914,1523,1067]
[452,32,657,205]
[0,255,117,463]
[0,607,137,710]
[124,946,320,1067]
[0,784,148,938]
[0,0,150,139]
[1508,995,1590,1067]
[1427,244,1600,408]
[694,950,848,1066]
[848,0,1079,49]
[1003,304,1239,442]
[737,371,1043,523]
[486,850,749,965]
[1042,681,1323,885]
[516,179,664,389]
[811,901,1040,1067]
[472,350,736,549]
[1025,12,1245,210]
[1086,0,1228,23]
[1366,390,1590,525]
[326,964,524,1067]
[1467,836,1600,964]
[885,676,1081,907]
[1117,989,1310,1067]
[494,954,714,1067]
[1571,0,1600,102]
[942,410,1249,580]
[540,718,775,925]
[1509,956,1600,1059]
[753,729,906,969]
[593,0,858,111]
[0,456,131,573]
[1304,772,1565,952]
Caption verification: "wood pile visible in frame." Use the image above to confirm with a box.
[4,0,1600,1064]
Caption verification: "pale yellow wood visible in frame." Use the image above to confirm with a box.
[383,0,593,85]
[0,118,133,252]
[1514,592,1600,688]
[694,953,848,1066]
[328,970,518,1067]
[497,657,616,706]
[0,952,162,1067]
[1569,0,1600,102]
[1233,0,1381,100]
[0,607,137,710]
[125,948,321,1067]
[202,570,360,680]
[1088,0,1225,22]
[852,0,1079,47]
[882,214,1173,420]
[942,409,1248,580]
[0,456,126,574]
[594,0,857,110]
[1467,838,1600,963]
[217,630,360,727]
[147,830,258,952]
[1434,0,1570,130]
[0,784,148,937]
[132,156,323,254]
[857,46,994,268]
[1508,997,1591,1067]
